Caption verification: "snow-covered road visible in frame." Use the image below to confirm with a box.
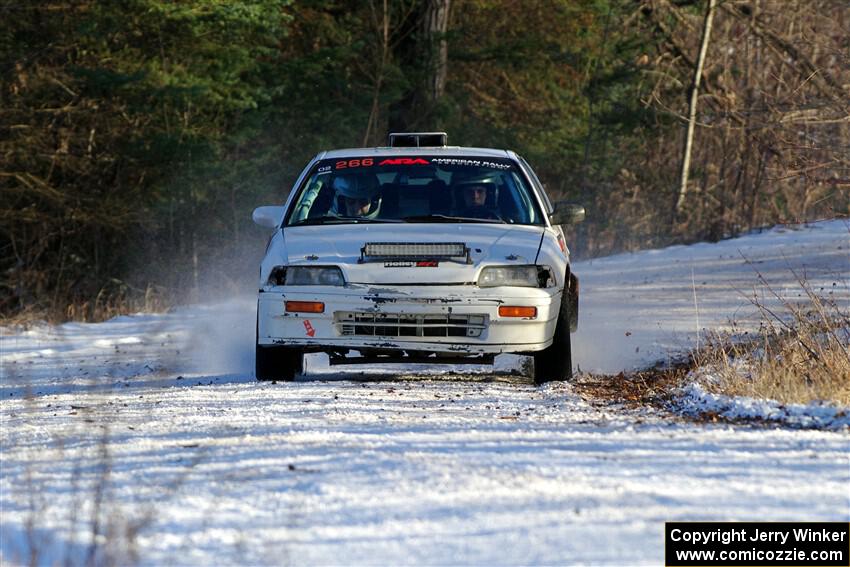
[2,221,848,565]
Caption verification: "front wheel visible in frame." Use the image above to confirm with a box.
[256,345,303,381]
[532,294,573,385]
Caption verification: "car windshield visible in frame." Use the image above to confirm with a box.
[284,156,545,226]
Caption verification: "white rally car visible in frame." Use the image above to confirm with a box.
[252,133,585,384]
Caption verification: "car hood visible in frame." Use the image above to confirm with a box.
[279,223,544,285]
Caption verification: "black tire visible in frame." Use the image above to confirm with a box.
[532,290,573,385]
[255,345,303,381]
[568,272,579,333]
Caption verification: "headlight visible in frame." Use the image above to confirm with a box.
[267,266,345,286]
[478,265,555,288]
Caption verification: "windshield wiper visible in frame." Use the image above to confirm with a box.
[290,216,404,226]
[402,214,506,224]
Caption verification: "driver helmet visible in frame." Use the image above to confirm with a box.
[331,173,382,219]
[455,174,498,209]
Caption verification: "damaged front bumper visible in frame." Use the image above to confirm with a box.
[257,284,561,355]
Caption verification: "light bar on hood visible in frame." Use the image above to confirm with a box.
[361,242,471,264]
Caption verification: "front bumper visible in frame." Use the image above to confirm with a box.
[257,284,561,355]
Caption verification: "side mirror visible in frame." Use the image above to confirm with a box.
[252,206,285,229]
[550,202,586,225]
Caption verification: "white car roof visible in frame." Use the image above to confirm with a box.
[319,146,514,160]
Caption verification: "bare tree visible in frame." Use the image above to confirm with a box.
[388,0,451,131]
[364,1,389,145]
[424,0,451,103]
[675,0,717,215]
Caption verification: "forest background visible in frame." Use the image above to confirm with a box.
[2,0,848,321]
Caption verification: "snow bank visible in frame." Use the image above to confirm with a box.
[674,381,850,431]
[573,219,849,373]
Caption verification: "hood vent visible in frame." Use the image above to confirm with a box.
[360,242,471,264]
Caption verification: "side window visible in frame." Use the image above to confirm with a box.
[290,177,338,222]
[501,172,533,224]
[517,155,553,215]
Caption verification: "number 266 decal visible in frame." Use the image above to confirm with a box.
[335,158,374,169]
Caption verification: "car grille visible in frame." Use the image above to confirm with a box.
[335,312,487,338]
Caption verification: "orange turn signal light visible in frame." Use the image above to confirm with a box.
[498,306,537,318]
[286,301,325,313]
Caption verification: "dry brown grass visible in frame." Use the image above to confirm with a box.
[695,273,850,406]
[3,282,170,326]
